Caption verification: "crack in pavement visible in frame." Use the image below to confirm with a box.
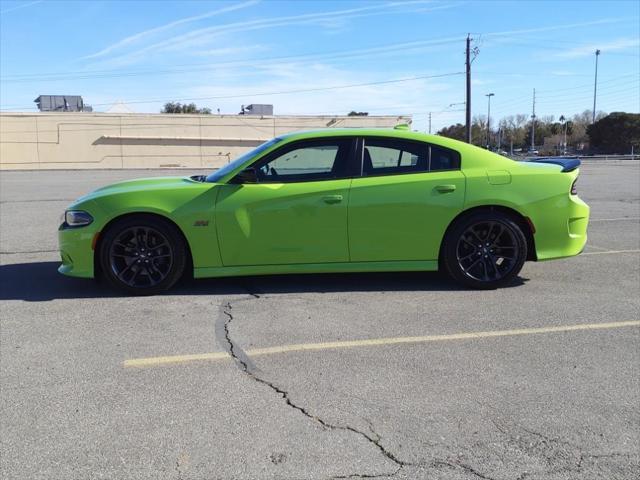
[577,451,637,469]
[482,410,639,478]
[328,466,402,479]
[174,459,182,480]
[432,460,498,480]
[216,298,410,479]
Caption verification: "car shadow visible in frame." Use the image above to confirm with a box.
[0,261,528,302]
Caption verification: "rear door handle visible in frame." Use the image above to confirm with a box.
[435,184,456,193]
[322,194,343,204]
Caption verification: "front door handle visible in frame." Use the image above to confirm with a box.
[322,194,343,204]
[435,184,456,193]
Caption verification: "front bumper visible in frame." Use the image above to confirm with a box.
[532,194,590,261]
[58,224,98,278]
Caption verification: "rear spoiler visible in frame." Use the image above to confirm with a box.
[527,157,581,172]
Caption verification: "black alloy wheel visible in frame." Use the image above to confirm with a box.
[442,211,527,289]
[109,226,173,288]
[99,215,187,294]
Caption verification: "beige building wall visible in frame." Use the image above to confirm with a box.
[0,113,411,170]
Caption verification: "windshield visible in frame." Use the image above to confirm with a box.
[205,138,281,182]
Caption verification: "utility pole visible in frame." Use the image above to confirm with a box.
[592,49,600,123]
[485,93,494,149]
[530,88,536,153]
[428,112,432,134]
[465,34,472,143]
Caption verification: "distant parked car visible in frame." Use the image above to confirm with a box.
[58,128,589,294]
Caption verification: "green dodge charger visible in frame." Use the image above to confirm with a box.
[58,127,589,294]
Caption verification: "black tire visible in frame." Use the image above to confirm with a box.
[441,211,527,289]
[99,215,187,295]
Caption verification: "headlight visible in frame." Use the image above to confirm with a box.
[65,210,93,227]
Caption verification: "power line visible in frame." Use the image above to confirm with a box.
[489,74,639,108]
[535,78,639,100]
[0,37,466,83]
[487,78,639,115]
[0,71,465,111]
[535,85,639,106]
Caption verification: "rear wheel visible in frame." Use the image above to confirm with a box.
[99,215,187,295]
[442,211,527,289]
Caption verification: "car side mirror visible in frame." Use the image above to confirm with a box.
[231,167,258,184]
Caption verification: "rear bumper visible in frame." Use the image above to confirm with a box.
[532,194,590,261]
[58,225,97,278]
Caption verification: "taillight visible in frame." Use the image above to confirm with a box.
[571,178,578,195]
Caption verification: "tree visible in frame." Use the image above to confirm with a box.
[471,115,487,146]
[347,111,369,116]
[501,115,527,150]
[587,112,640,154]
[161,102,211,114]
[436,123,465,141]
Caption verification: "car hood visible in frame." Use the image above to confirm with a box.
[72,176,213,205]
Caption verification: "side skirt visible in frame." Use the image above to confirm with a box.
[194,260,439,279]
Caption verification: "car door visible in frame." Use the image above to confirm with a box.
[215,137,355,266]
[348,136,466,262]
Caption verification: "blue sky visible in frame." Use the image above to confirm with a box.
[1,0,638,131]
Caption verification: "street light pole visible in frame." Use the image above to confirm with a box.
[465,34,472,143]
[531,88,536,153]
[485,93,494,149]
[592,49,601,123]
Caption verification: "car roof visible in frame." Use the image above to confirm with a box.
[275,128,522,172]
[276,128,474,152]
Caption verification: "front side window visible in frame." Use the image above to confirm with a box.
[362,138,428,176]
[254,138,351,183]
[206,138,281,182]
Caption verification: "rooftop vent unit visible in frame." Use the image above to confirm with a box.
[239,104,273,116]
[34,95,90,112]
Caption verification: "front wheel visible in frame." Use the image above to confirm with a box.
[441,211,527,289]
[99,215,187,295]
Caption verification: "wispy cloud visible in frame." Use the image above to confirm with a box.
[86,1,439,67]
[181,61,458,120]
[82,0,260,60]
[0,36,463,84]
[482,17,632,38]
[189,44,269,57]
[0,0,42,14]
[549,70,579,76]
[554,38,640,58]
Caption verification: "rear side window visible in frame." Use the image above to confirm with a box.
[360,137,461,176]
[429,144,461,171]
[362,138,428,176]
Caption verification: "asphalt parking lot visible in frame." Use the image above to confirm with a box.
[1,160,639,480]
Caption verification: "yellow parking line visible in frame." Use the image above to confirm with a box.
[582,249,640,255]
[123,320,640,368]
